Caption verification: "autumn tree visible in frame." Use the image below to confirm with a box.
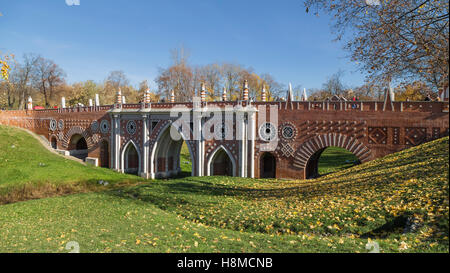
[67,80,100,106]
[12,54,39,109]
[322,70,346,96]
[33,56,66,107]
[0,53,12,81]
[394,81,433,101]
[304,0,449,91]
[156,46,195,102]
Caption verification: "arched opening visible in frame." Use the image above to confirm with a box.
[209,148,233,176]
[152,124,194,179]
[68,134,88,161]
[50,136,57,149]
[124,142,139,175]
[99,140,110,168]
[260,152,276,178]
[306,146,359,179]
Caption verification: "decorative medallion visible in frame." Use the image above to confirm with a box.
[259,122,277,142]
[100,120,110,134]
[279,122,297,140]
[49,119,57,131]
[126,120,137,135]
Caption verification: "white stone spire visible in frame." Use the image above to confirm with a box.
[301,88,308,101]
[286,83,294,102]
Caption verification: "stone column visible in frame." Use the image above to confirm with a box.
[141,114,149,178]
[248,109,257,178]
[236,108,246,177]
[112,114,121,172]
[193,104,204,177]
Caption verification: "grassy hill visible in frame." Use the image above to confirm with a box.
[0,126,144,203]
[0,125,448,252]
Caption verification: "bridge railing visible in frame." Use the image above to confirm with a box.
[1,101,448,114]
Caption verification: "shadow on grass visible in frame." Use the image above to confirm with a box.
[0,177,145,205]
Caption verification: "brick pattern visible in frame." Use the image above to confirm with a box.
[0,99,448,180]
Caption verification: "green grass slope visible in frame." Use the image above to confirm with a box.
[115,137,449,252]
[0,124,448,252]
[0,126,144,201]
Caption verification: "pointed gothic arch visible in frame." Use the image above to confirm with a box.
[150,122,195,178]
[206,145,236,177]
[121,140,141,175]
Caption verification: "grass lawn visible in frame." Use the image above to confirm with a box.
[318,147,359,175]
[0,126,144,202]
[0,125,448,253]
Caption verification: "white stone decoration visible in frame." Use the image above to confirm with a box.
[126,120,137,135]
[280,122,297,140]
[58,120,64,130]
[100,120,110,134]
[280,143,295,157]
[49,119,57,131]
[259,122,277,142]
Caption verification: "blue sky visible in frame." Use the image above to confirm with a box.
[0,0,367,90]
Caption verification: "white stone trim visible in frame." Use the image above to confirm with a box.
[121,139,142,175]
[206,145,237,177]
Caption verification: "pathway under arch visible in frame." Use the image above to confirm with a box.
[293,134,372,179]
[68,134,88,161]
[151,123,195,179]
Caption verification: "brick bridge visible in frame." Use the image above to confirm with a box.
[1,84,448,180]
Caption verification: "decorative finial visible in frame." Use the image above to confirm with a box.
[242,80,249,101]
[287,83,294,102]
[116,88,122,104]
[301,88,308,101]
[170,90,175,103]
[222,86,227,102]
[261,85,267,102]
[27,96,33,110]
[144,88,151,103]
[61,97,66,108]
[95,94,100,106]
[200,83,206,102]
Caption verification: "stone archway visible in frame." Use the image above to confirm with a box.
[293,134,372,179]
[260,152,276,178]
[207,146,236,176]
[50,136,58,149]
[68,134,88,160]
[99,140,110,168]
[122,141,140,175]
[151,122,195,178]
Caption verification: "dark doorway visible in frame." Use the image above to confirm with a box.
[76,138,88,150]
[125,144,139,175]
[260,153,276,178]
[51,137,57,149]
[100,141,109,168]
[69,134,88,161]
[211,149,233,176]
